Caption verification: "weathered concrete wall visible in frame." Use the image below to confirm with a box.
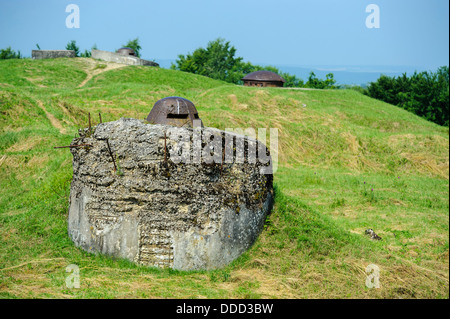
[32,50,76,59]
[91,50,159,67]
[67,118,273,270]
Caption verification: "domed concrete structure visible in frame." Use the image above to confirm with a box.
[92,49,159,67]
[146,97,203,128]
[67,118,274,270]
[117,47,136,56]
[242,71,286,87]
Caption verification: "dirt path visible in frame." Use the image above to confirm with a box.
[77,58,127,88]
[33,59,126,134]
[36,100,66,134]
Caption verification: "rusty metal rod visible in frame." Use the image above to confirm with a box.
[88,113,92,133]
[164,132,167,165]
[105,138,117,171]
[220,145,225,176]
[99,113,102,123]
[54,144,92,149]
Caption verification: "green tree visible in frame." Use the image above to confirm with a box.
[280,71,304,88]
[0,47,22,59]
[66,40,80,57]
[366,67,449,126]
[80,50,91,57]
[172,38,305,87]
[305,72,337,89]
[172,38,243,83]
[80,44,98,58]
[122,38,142,57]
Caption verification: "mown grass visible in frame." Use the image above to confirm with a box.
[0,57,448,298]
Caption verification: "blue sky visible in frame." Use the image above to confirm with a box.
[0,0,448,70]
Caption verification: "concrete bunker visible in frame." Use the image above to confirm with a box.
[32,50,76,60]
[91,49,159,67]
[117,47,136,56]
[67,118,273,270]
[242,70,286,87]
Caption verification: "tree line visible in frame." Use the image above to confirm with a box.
[364,67,449,127]
[171,38,337,89]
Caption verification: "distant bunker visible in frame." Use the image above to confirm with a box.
[117,47,136,56]
[146,96,203,128]
[32,50,76,60]
[91,49,159,67]
[68,108,273,270]
[242,70,286,87]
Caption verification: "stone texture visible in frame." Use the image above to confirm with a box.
[91,50,159,67]
[67,118,273,270]
[32,50,76,59]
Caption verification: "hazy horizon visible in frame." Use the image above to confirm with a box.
[154,58,438,86]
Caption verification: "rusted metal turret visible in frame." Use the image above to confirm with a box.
[146,97,203,128]
[117,47,136,56]
[242,70,286,87]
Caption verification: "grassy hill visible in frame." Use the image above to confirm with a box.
[0,57,448,298]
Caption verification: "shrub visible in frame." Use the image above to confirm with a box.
[305,72,338,89]
[366,66,449,126]
[0,47,22,60]
[65,40,80,57]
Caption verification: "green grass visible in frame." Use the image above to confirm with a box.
[0,57,448,298]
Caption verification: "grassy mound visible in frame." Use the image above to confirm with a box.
[0,57,448,298]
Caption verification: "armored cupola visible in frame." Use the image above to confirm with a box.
[116,47,136,56]
[146,96,202,128]
[242,70,286,87]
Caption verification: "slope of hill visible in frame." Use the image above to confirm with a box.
[0,58,448,298]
